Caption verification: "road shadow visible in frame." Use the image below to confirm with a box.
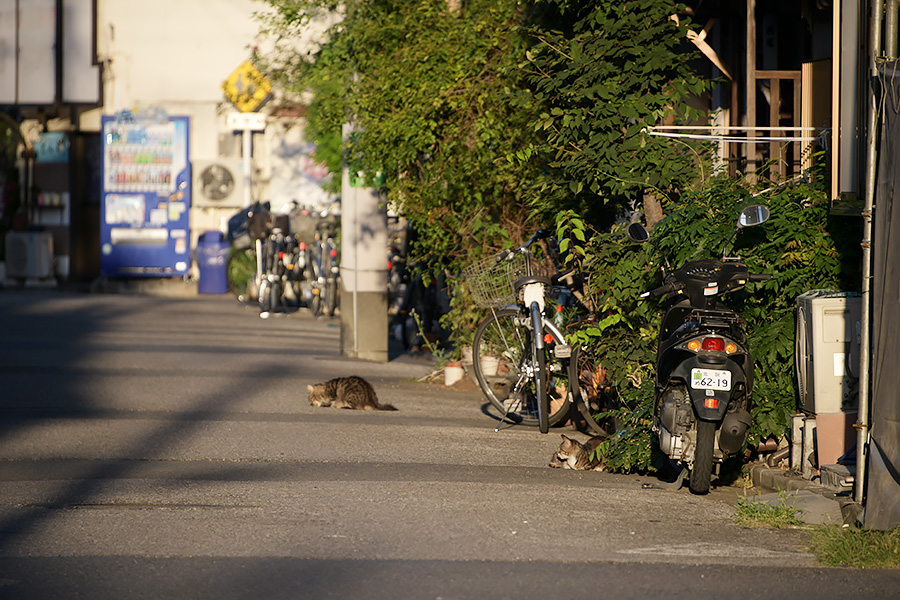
[0,290,336,552]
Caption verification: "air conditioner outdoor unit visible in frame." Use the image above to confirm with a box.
[795,290,861,415]
[5,231,54,279]
[193,158,245,208]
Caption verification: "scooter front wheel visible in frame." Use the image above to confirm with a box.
[690,419,716,494]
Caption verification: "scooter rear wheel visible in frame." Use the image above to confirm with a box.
[690,419,716,494]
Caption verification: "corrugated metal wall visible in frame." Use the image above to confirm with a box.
[866,60,900,530]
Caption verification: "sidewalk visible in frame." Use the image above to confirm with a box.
[2,273,201,298]
[88,275,201,298]
[7,274,860,528]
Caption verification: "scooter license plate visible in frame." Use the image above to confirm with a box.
[691,368,732,391]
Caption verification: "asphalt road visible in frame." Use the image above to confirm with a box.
[0,290,896,599]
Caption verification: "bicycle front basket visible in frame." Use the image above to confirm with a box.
[462,253,530,308]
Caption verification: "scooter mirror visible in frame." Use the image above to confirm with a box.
[626,222,650,243]
[738,205,770,228]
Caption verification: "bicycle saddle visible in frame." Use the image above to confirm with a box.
[514,275,552,292]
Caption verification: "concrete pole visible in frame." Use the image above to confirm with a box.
[340,123,388,362]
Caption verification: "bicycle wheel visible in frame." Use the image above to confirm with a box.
[323,239,339,316]
[324,277,338,317]
[285,247,305,308]
[258,278,272,316]
[571,343,618,436]
[307,241,326,317]
[530,303,550,433]
[271,280,283,313]
[473,308,570,427]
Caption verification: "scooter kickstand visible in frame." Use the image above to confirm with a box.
[642,466,688,490]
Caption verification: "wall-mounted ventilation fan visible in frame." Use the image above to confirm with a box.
[193,158,245,207]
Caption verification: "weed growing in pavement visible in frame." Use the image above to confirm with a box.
[810,525,900,569]
[734,493,806,529]
[410,309,454,370]
[733,471,755,490]
[736,494,900,568]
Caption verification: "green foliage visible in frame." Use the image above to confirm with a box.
[557,172,861,473]
[226,248,257,298]
[517,0,713,217]
[594,377,656,473]
[254,0,712,271]
[256,0,557,274]
[556,215,659,473]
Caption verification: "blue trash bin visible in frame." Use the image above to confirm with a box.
[196,231,230,294]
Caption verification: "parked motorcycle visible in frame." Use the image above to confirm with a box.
[627,205,773,494]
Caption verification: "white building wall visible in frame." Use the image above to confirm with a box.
[79,0,335,243]
[90,0,264,157]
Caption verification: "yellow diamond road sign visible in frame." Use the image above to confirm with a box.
[222,60,273,113]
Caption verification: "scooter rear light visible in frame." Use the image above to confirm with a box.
[299,242,306,250]
[702,336,725,352]
[687,339,702,352]
[724,342,738,354]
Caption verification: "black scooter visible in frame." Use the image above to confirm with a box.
[627,205,772,494]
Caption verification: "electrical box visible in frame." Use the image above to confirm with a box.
[795,290,861,414]
[5,231,54,279]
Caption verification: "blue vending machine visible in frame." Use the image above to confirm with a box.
[100,111,191,277]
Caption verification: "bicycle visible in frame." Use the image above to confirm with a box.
[306,215,339,317]
[256,214,292,318]
[223,200,302,318]
[465,229,609,435]
[274,201,340,318]
[226,201,271,302]
[465,229,574,433]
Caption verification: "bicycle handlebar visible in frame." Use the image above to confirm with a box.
[524,228,551,248]
[494,229,552,263]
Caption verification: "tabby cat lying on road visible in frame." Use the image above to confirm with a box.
[307,376,397,411]
[549,434,606,471]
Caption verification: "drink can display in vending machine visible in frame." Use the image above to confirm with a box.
[100,110,191,277]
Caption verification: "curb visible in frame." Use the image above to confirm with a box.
[747,463,862,526]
